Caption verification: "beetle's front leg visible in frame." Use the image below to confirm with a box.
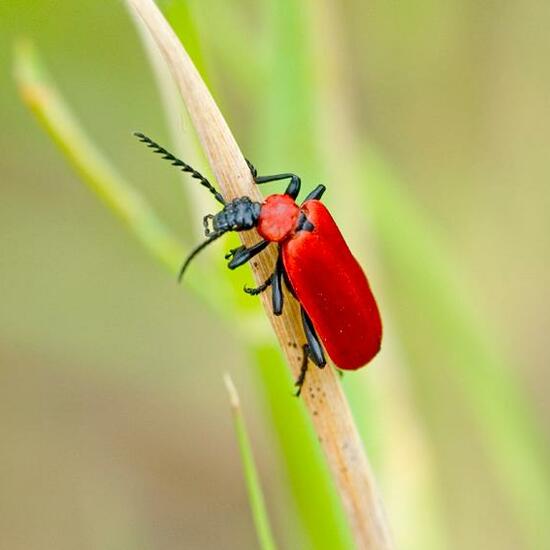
[227,240,270,269]
[246,159,301,199]
[225,245,246,261]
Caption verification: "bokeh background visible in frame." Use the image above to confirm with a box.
[1,1,549,549]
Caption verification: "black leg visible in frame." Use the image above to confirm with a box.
[246,159,258,179]
[302,184,326,202]
[227,240,270,269]
[225,245,245,260]
[243,276,272,296]
[243,250,285,316]
[246,160,301,200]
[295,345,310,396]
[301,307,326,368]
[294,312,326,397]
[271,254,284,315]
[282,266,297,298]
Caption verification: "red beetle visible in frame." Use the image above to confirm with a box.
[135,133,382,394]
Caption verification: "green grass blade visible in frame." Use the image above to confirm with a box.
[224,374,277,550]
[14,39,229,316]
[14,40,182,272]
[266,0,550,544]
[363,145,550,548]
[252,344,355,550]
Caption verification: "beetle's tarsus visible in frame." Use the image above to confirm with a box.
[225,246,245,260]
[227,240,269,270]
[243,276,272,296]
[295,345,310,396]
[246,158,258,180]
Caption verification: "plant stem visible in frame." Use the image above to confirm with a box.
[126,0,393,547]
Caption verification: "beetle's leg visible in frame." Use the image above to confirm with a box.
[245,160,301,200]
[245,159,258,179]
[271,254,284,315]
[301,307,326,368]
[295,345,310,396]
[282,265,298,299]
[227,240,270,269]
[302,184,326,202]
[294,310,326,396]
[243,276,272,296]
[244,250,285,316]
[225,245,246,260]
[283,176,301,200]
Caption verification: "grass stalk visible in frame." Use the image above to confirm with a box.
[133,12,353,548]
[126,0,393,547]
[15,35,354,548]
[304,2,450,548]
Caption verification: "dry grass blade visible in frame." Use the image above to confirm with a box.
[126,0,393,547]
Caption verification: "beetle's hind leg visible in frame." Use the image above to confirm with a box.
[295,345,310,396]
[294,307,326,396]
[243,276,272,296]
[301,307,326,369]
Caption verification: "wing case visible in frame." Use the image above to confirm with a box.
[282,200,382,370]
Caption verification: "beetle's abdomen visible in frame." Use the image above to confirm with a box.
[257,194,300,242]
[282,200,382,370]
[213,197,261,233]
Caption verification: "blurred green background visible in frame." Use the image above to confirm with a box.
[2,1,549,549]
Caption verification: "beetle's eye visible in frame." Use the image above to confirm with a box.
[202,214,215,236]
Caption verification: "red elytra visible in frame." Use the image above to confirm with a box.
[258,194,382,370]
[135,132,382,392]
[280,200,382,370]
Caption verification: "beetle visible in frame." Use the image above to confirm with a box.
[135,132,382,394]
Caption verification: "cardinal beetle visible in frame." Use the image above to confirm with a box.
[135,132,382,394]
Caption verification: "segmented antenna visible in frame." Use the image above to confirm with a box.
[178,231,226,282]
[134,132,226,205]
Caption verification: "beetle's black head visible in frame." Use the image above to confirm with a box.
[133,132,260,282]
[203,196,262,237]
[179,197,261,282]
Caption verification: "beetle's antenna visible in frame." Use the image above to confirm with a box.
[134,132,226,205]
[178,231,226,282]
